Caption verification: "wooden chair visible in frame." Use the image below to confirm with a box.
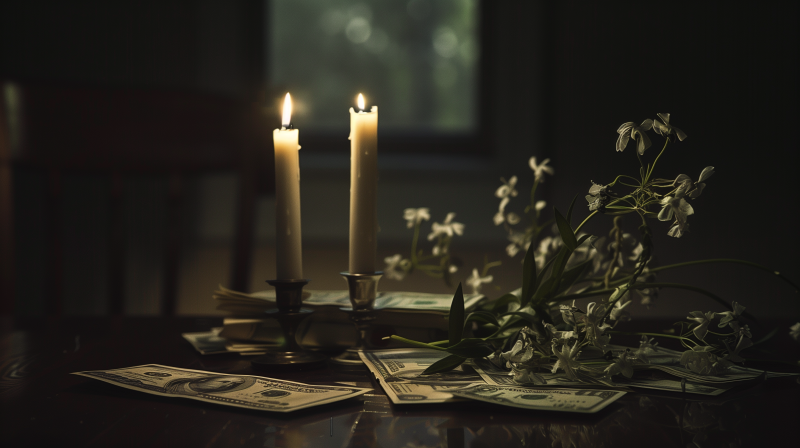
[0,80,273,315]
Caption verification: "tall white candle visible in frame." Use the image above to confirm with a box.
[349,94,378,274]
[273,93,303,279]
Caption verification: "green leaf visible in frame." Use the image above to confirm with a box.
[444,338,496,358]
[521,240,538,307]
[491,293,520,312]
[566,194,579,226]
[554,208,578,251]
[553,258,593,296]
[422,354,466,375]
[464,311,501,328]
[448,283,465,346]
[499,311,538,325]
[537,251,557,284]
[546,246,573,298]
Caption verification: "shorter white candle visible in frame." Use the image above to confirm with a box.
[349,93,378,274]
[273,93,303,279]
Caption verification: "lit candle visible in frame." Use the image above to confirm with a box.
[348,94,378,274]
[273,93,303,279]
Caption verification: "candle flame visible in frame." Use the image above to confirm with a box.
[281,93,292,128]
[357,93,365,111]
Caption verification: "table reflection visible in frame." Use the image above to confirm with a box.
[254,381,792,448]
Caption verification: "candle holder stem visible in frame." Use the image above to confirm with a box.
[251,279,327,371]
[331,272,382,368]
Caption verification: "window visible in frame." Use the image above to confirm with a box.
[267,0,487,155]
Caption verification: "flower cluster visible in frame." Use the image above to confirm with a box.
[385,208,499,293]
[387,109,798,387]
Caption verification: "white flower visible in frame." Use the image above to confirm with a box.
[493,197,521,226]
[534,200,547,211]
[673,166,715,199]
[723,323,753,363]
[551,340,582,381]
[559,301,577,326]
[384,254,410,281]
[652,113,687,141]
[529,157,554,182]
[716,301,745,328]
[680,346,730,375]
[403,207,430,229]
[505,231,529,257]
[609,299,631,323]
[511,366,547,385]
[428,212,464,240]
[635,335,658,363]
[790,322,800,342]
[543,322,575,342]
[687,311,715,340]
[658,194,694,238]
[466,268,493,294]
[616,119,654,154]
[789,322,800,342]
[583,302,612,348]
[604,349,636,379]
[495,176,518,199]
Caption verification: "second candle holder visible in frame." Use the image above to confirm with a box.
[250,279,327,371]
[330,272,383,368]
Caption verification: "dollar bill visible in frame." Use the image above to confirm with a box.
[181,330,230,355]
[450,385,626,413]
[72,364,371,412]
[359,349,486,404]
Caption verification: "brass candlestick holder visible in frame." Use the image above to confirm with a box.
[251,279,327,371]
[330,272,383,368]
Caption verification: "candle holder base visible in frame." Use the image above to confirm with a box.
[250,279,327,371]
[329,272,382,368]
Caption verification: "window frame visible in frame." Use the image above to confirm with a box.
[263,0,495,157]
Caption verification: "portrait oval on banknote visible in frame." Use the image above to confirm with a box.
[164,375,257,395]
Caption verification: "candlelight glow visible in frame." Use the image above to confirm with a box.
[281,93,292,128]
[357,93,365,111]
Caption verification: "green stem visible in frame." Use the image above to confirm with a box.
[410,221,420,265]
[646,259,799,293]
[606,330,698,345]
[388,335,447,351]
[645,137,670,182]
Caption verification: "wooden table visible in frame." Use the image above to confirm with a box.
[1,316,798,447]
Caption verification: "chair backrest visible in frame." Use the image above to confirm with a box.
[0,80,273,315]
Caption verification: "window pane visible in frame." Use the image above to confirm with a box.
[269,0,479,133]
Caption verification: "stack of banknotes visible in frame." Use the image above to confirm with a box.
[359,347,798,402]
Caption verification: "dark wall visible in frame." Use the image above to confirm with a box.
[538,2,799,317]
[0,1,263,98]
[1,1,797,317]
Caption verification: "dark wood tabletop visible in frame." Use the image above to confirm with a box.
[1,316,798,447]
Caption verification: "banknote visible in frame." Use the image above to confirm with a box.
[215,285,484,314]
[470,358,729,396]
[359,349,486,404]
[450,385,626,413]
[72,364,371,412]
